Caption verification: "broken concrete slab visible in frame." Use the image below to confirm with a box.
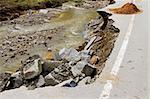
[23,58,42,80]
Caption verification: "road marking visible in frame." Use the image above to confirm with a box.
[98,10,136,99]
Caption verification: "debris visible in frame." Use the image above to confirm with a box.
[109,3,141,14]
[45,73,59,86]
[82,64,97,77]
[71,61,87,77]
[0,73,11,92]
[59,48,81,62]
[23,58,42,79]
[36,75,45,87]
[39,9,49,14]
[0,3,120,91]
[79,50,91,61]
[42,60,62,74]
[84,36,97,50]
[6,71,23,89]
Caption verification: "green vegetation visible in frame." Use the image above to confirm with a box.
[0,0,69,8]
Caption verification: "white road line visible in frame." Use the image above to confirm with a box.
[98,10,136,99]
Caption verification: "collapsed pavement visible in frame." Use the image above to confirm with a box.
[0,11,119,92]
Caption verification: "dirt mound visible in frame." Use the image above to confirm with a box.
[109,3,141,14]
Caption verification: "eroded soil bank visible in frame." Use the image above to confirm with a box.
[0,0,119,92]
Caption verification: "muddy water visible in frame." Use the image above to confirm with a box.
[0,8,98,72]
[49,8,98,50]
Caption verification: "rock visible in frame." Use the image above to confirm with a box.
[90,55,99,65]
[63,80,77,87]
[71,61,87,77]
[45,63,73,86]
[39,9,49,14]
[42,60,62,74]
[82,64,97,77]
[36,75,45,87]
[23,58,42,79]
[50,63,72,82]
[13,24,22,30]
[54,68,59,73]
[59,48,81,62]
[0,73,11,92]
[45,73,59,86]
[6,71,23,89]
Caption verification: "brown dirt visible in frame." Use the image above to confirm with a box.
[109,3,141,14]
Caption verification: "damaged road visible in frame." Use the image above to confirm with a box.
[0,9,119,92]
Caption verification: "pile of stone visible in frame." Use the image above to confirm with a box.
[0,47,97,91]
[0,11,119,92]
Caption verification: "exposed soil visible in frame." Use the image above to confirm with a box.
[109,3,141,14]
